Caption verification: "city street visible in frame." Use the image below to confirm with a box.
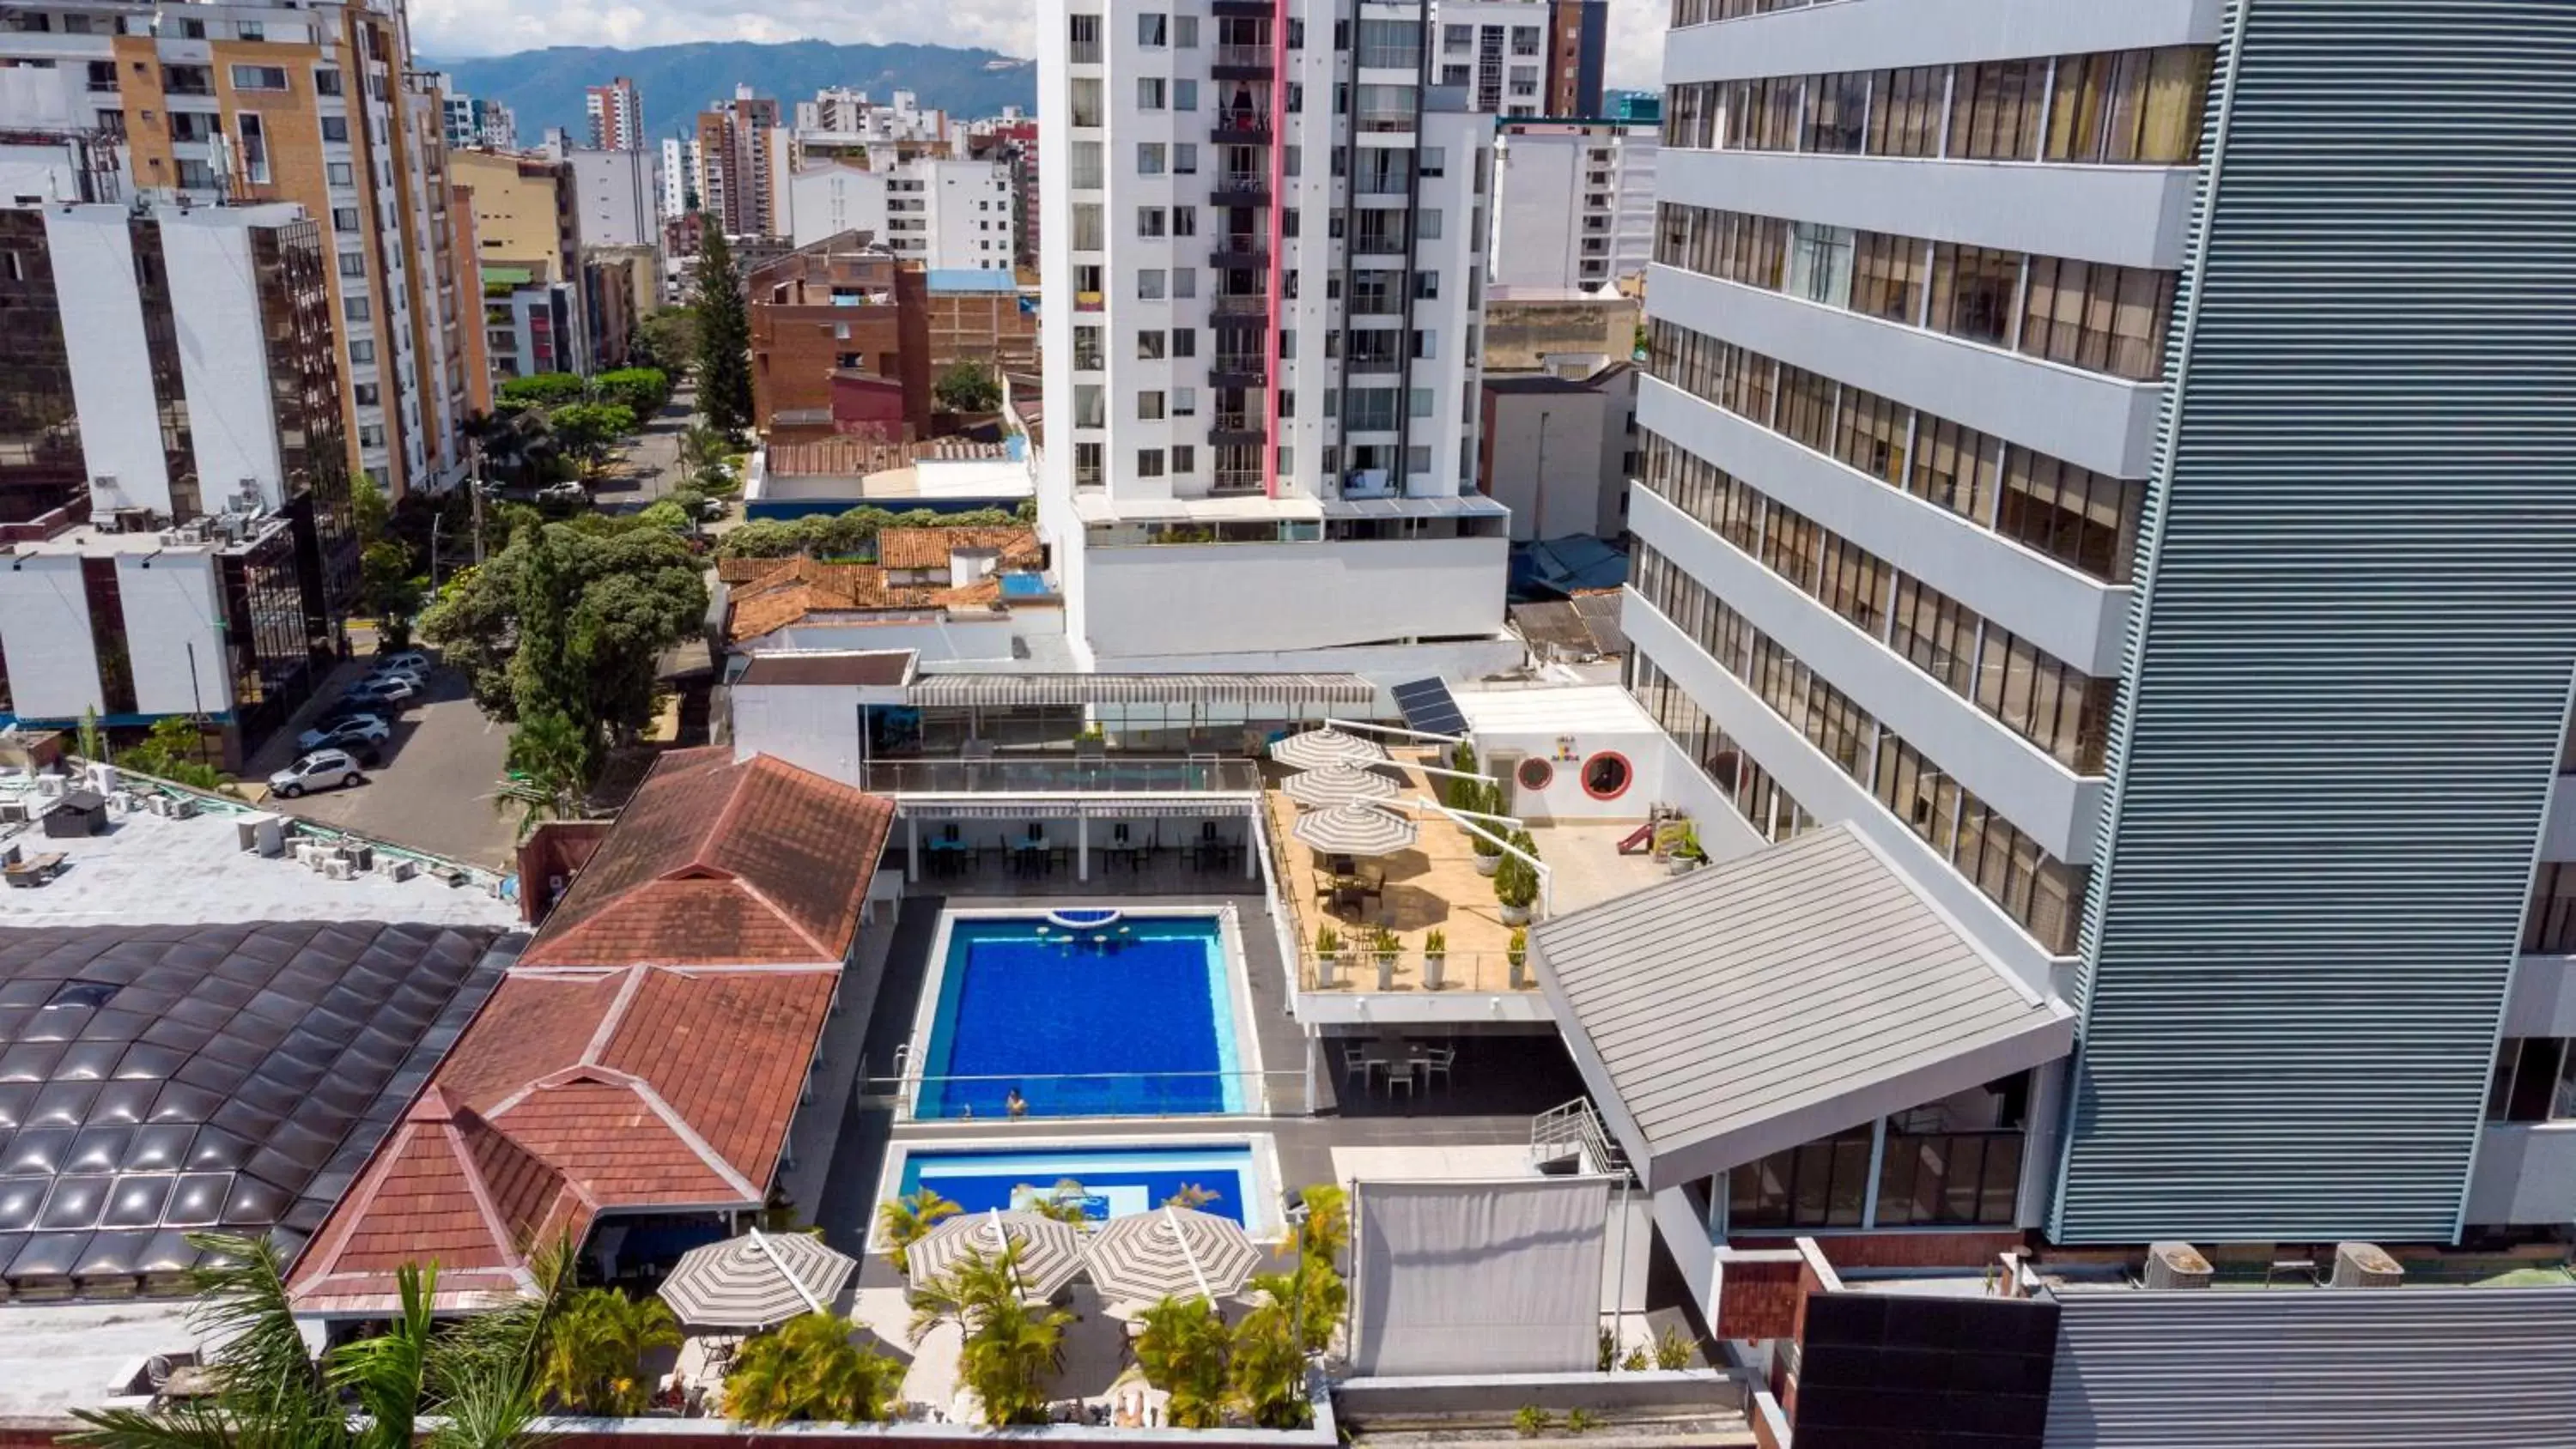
[594,381,698,511]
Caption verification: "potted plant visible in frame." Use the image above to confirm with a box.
[1494,830,1540,926]
[1665,823,1707,876]
[1445,742,1479,810]
[1507,926,1529,989]
[1468,783,1506,877]
[1315,925,1344,989]
[1370,926,1401,991]
[1422,929,1448,991]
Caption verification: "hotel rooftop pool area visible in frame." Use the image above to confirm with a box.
[910,910,1254,1119]
[883,1139,1278,1235]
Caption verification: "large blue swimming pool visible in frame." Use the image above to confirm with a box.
[897,1144,1260,1228]
[918,913,1243,1118]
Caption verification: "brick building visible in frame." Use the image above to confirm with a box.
[747,230,931,442]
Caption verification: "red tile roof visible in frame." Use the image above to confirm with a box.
[875,525,1042,571]
[289,751,891,1316]
[520,749,894,967]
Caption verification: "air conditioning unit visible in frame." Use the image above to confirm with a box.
[2331,1242,2403,1289]
[166,795,197,820]
[345,843,374,872]
[2144,1241,2213,1291]
[382,857,419,882]
[325,858,355,882]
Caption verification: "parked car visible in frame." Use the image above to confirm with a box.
[269,749,366,798]
[535,482,588,505]
[362,664,427,690]
[296,715,391,755]
[373,650,432,674]
[343,676,417,706]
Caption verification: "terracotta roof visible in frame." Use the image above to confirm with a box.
[765,436,1009,479]
[521,749,893,967]
[875,525,1042,571]
[289,961,841,1314]
[724,554,1007,641]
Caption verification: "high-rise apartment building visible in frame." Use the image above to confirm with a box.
[0,1,482,500]
[793,88,952,158]
[787,157,1018,269]
[1035,0,1516,676]
[1568,0,2576,1294]
[693,85,790,239]
[659,136,700,220]
[1490,112,1655,295]
[1431,0,1607,118]
[450,148,586,373]
[586,76,643,152]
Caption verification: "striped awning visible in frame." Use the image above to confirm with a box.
[1279,762,1401,809]
[1291,802,1418,857]
[656,1229,857,1329]
[896,799,1261,821]
[1082,1207,1262,1304]
[908,673,1376,707]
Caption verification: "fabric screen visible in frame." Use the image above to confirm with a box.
[1348,1178,1612,1377]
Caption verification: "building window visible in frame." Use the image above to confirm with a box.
[337,252,365,278]
[228,64,289,91]
[1138,11,1169,47]
[1172,444,1196,473]
[1138,77,1167,111]
[1068,12,1102,64]
[2524,864,2576,953]
[326,161,354,186]
[2020,258,2175,381]
[331,206,360,231]
[2488,1038,2576,1123]
[1137,269,1165,300]
[1947,59,2045,160]
[235,113,270,183]
[2045,47,2213,164]
[1138,142,1167,175]
[1580,753,1632,801]
[1138,391,1165,420]
[1137,447,1165,477]
[320,115,347,142]
[313,68,343,97]
[1138,329,1166,360]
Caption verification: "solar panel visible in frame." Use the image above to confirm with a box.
[1391,677,1469,737]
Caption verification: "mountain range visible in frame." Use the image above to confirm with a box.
[422,40,1038,146]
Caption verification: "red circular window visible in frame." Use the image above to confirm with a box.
[1516,757,1554,791]
[1581,751,1632,800]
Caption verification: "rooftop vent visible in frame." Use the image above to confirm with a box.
[2331,1242,2404,1289]
[2144,1241,2213,1290]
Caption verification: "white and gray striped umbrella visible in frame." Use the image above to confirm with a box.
[1268,726,1389,771]
[1279,761,1400,809]
[1291,801,1418,858]
[1082,1207,1262,1303]
[908,1210,1086,1301]
[658,1228,857,1328]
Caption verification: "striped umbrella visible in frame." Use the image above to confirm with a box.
[1291,801,1418,858]
[1279,761,1400,809]
[1268,726,1388,771]
[907,1210,1086,1301]
[1083,1207,1262,1303]
[658,1228,858,1328]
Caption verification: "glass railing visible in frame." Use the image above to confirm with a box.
[898,1069,1309,1120]
[1215,44,1274,69]
[1300,949,1534,994]
[860,756,1264,795]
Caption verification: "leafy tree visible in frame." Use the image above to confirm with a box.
[635,499,691,532]
[361,540,425,648]
[120,717,226,791]
[592,366,671,420]
[635,307,699,380]
[1136,1296,1232,1428]
[548,402,636,482]
[496,707,594,838]
[496,372,588,414]
[933,359,1003,414]
[353,473,392,548]
[715,518,805,561]
[694,227,754,438]
[876,1186,961,1275]
[679,423,732,474]
[713,505,1026,562]
[538,1288,679,1416]
[957,1299,1070,1426]
[724,1313,903,1427]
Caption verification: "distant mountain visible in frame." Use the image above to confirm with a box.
[422,40,1037,145]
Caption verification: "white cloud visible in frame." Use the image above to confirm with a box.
[413,0,1671,93]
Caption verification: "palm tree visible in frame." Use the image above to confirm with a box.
[722,1313,903,1427]
[875,1187,961,1275]
[1228,1290,1310,1429]
[903,1240,1024,1347]
[494,706,593,840]
[955,1296,1072,1427]
[1134,1295,1232,1428]
[1024,1178,1091,1225]
[538,1288,680,1416]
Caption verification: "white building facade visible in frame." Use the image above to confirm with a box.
[1490,118,1655,295]
[1036,0,1515,681]
[786,157,1016,269]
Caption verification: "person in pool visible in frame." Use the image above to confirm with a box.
[1005,1087,1029,1119]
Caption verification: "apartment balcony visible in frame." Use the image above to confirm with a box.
[1210,354,1268,385]
[1209,413,1266,446]
[1345,353,1404,374]
[1210,0,1273,17]
[1211,170,1271,204]
[1212,468,1265,494]
[1210,108,1274,144]
[1212,43,1275,79]
[1352,231,1410,256]
[1209,292,1270,318]
[1072,291,1105,313]
[1210,234,1268,268]
[1354,108,1416,136]
[1072,347,1105,373]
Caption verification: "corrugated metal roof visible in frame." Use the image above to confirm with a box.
[906,672,1376,707]
[1534,823,2073,1191]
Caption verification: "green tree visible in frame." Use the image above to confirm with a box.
[353,473,392,548]
[933,359,1003,413]
[714,518,806,561]
[496,372,588,414]
[538,1288,680,1416]
[694,227,754,438]
[906,1240,1072,1427]
[592,366,671,419]
[121,717,225,791]
[723,1314,903,1427]
[547,402,637,482]
[635,307,699,380]
[496,707,594,838]
[1494,829,1541,913]
[875,1187,961,1276]
[1135,1296,1232,1428]
[635,499,691,532]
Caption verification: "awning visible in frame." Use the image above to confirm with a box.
[896,799,1261,821]
[1390,677,1467,737]
[908,672,1376,708]
[1532,823,2074,1193]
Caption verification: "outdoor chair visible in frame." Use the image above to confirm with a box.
[1342,1044,1382,1088]
[1382,1059,1418,1100]
[1419,1046,1455,1091]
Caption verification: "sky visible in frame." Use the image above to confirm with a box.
[409,0,1669,91]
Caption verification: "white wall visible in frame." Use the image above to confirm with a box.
[114,552,231,716]
[1492,128,1585,294]
[1080,535,1510,659]
[762,615,1021,662]
[2464,1123,2576,1227]
[0,555,104,719]
[730,682,868,785]
[788,163,890,249]
[1476,725,1667,822]
[46,208,165,515]
[1485,376,1630,543]
[568,148,656,247]
[160,215,286,512]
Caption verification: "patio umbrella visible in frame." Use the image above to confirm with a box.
[1268,726,1388,770]
[1291,801,1418,858]
[1082,1207,1261,1304]
[658,1228,858,1329]
[907,1210,1086,1301]
[1279,761,1400,809]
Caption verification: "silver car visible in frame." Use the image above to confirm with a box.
[269,749,367,798]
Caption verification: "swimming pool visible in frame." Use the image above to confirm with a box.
[914,912,1248,1119]
[891,1143,1268,1230]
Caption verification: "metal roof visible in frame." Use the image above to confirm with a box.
[1532,824,2073,1191]
[0,921,510,1295]
[906,672,1376,707]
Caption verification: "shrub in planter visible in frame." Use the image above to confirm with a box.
[1507,926,1529,988]
[1370,926,1401,991]
[1422,929,1448,990]
[1493,830,1540,925]
[1315,926,1345,988]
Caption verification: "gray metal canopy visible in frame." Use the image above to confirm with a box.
[1531,824,2074,1193]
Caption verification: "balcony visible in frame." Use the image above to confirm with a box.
[1209,292,1270,318]
[1345,352,1404,374]
[1210,234,1268,268]
[1210,107,1274,144]
[1212,468,1265,494]
[1212,43,1274,78]
[1352,229,1410,256]
[1211,170,1271,204]
[1073,291,1104,313]
[1072,347,1104,372]
[862,755,1263,797]
[1210,412,1265,446]
[1210,353,1268,385]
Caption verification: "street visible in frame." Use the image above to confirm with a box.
[593,381,697,512]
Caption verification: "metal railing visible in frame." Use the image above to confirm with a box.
[1210,293,1269,317]
[898,1069,1309,1120]
[861,755,1263,795]
[1532,1097,1628,1178]
[1212,354,1268,381]
[1298,948,1534,994]
[1212,469,1265,494]
[1214,43,1275,69]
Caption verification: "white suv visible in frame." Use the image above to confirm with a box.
[270,749,367,798]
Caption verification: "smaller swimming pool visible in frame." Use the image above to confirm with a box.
[892,1142,1268,1231]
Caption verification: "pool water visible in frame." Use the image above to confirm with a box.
[919,915,1242,1118]
[897,1144,1259,1228]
